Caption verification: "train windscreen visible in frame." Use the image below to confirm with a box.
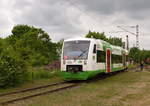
[63,40,90,60]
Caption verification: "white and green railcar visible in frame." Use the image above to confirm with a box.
[61,38,128,80]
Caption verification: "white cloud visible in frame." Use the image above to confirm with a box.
[0,0,149,49]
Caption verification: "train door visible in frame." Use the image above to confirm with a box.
[106,49,111,73]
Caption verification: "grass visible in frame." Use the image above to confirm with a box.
[1,69,150,106]
[0,69,63,94]
[128,64,138,68]
[27,69,61,80]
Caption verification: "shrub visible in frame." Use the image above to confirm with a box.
[26,68,61,81]
[0,48,28,88]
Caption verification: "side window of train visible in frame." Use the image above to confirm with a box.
[112,54,122,63]
[93,44,96,53]
[97,50,106,63]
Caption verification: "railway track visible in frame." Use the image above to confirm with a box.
[0,73,117,105]
[0,81,79,105]
[0,67,140,105]
[0,81,66,97]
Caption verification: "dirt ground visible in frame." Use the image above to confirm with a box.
[2,68,150,106]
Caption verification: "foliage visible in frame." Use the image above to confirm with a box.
[108,37,123,47]
[27,69,61,81]
[56,39,64,57]
[7,25,59,66]
[129,47,150,64]
[85,31,123,46]
[86,31,108,41]
[140,50,150,64]
[0,24,61,88]
[0,45,28,88]
[129,47,141,63]
[12,25,31,38]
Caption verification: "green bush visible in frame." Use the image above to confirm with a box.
[7,25,60,67]
[26,68,61,81]
[0,48,28,88]
[0,25,61,88]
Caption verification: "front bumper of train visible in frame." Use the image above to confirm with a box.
[62,71,101,80]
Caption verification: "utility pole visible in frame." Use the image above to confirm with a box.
[117,25,139,48]
[136,25,139,48]
[122,42,125,49]
[126,35,129,50]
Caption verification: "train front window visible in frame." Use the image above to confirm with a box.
[63,41,90,60]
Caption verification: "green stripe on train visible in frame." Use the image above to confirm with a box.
[111,67,124,72]
[62,67,124,80]
[62,70,104,80]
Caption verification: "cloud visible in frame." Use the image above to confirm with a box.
[10,0,87,40]
[77,0,150,20]
[0,0,150,49]
[0,0,15,37]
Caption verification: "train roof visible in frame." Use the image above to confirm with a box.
[64,37,93,42]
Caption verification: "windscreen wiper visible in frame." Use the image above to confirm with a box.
[77,49,89,59]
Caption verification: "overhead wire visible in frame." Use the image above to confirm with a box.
[61,0,150,40]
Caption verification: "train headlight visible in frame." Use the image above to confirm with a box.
[84,60,87,65]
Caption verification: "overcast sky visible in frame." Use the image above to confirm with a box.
[0,0,150,49]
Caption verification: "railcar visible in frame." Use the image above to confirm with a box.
[61,38,128,80]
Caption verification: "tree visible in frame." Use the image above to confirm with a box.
[108,37,123,47]
[0,41,28,87]
[140,50,150,64]
[85,31,108,41]
[129,47,150,64]
[85,31,123,46]
[56,39,64,58]
[7,25,59,66]
[12,25,31,38]
[129,47,141,63]
[0,24,62,87]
